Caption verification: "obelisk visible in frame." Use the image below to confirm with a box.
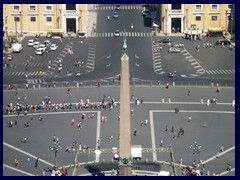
[119,30,132,176]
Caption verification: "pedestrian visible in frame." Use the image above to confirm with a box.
[35,157,39,168]
[203,121,207,128]
[15,158,19,166]
[160,139,163,147]
[144,119,148,126]
[140,120,144,126]
[39,115,43,121]
[181,129,184,135]
[177,131,181,137]
[173,132,176,139]
[187,90,190,96]
[165,125,168,132]
[166,83,169,89]
[27,157,31,165]
[157,80,160,85]
[171,126,174,133]
[67,88,71,94]
[133,128,137,136]
[91,113,94,118]
[179,157,183,167]
[188,116,192,122]
[216,86,220,93]
[71,118,75,125]
[131,109,134,116]
[21,137,27,143]
[220,146,224,152]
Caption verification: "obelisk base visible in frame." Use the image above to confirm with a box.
[119,165,132,176]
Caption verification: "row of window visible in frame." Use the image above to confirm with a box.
[13,5,53,11]
[14,16,52,22]
[195,4,233,10]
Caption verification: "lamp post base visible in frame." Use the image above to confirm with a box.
[119,165,132,176]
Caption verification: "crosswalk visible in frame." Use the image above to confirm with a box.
[96,5,142,10]
[26,78,46,84]
[152,41,164,74]
[4,71,46,76]
[86,44,96,71]
[206,69,235,75]
[94,32,152,38]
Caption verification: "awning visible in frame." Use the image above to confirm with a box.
[184,29,202,35]
[152,23,159,28]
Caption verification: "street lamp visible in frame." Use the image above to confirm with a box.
[80,9,82,32]
[189,141,202,167]
[19,11,23,37]
[50,137,62,168]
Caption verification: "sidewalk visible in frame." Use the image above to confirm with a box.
[87,4,98,37]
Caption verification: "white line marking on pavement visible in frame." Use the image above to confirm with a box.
[191,62,198,65]
[183,53,189,55]
[186,56,192,59]
[155,64,162,68]
[194,65,201,69]
[95,111,101,162]
[154,62,161,65]
[150,110,234,114]
[149,111,157,161]
[3,164,35,176]
[155,68,162,72]
[3,142,55,167]
[202,146,235,165]
[188,59,195,62]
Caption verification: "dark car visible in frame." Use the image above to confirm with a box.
[115,4,121,10]
[159,38,172,44]
[215,39,231,46]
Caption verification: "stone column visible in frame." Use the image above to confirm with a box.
[119,53,132,176]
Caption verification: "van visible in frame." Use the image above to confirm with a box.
[12,43,23,53]
[158,171,171,176]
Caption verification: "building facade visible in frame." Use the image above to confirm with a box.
[3,4,89,38]
[160,4,235,34]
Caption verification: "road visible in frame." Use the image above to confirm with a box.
[3,4,235,87]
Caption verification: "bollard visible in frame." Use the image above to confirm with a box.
[168,99,171,103]
[172,82,175,86]
[200,99,203,103]
[38,84,41,89]
[232,100,235,107]
[76,82,79,87]
[33,85,35,89]
[207,99,210,106]
[162,99,164,103]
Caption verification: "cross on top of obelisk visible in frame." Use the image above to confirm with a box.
[122,29,127,52]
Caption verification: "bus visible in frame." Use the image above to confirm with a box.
[46,29,64,38]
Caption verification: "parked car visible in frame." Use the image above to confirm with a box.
[35,48,44,55]
[114,30,120,37]
[174,43,185,48]
[7,54,13,61]
[159,38,172,44]
[168,47,180,53]
[115,4,121,10]
[28,39,35,46]
[44,40,51,46]
[50,44,58,51]
[113,12,119,18]
[78,32,87,38]
[215,39,231,46]
[33,41,40,49]
[37,44,47,52]
[12,43,23,53]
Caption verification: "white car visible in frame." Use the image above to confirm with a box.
[168,47,181,53]
[50,44,58,51]
[28,39,35,46]
[35,48,44,55]
[12,43,23,53]
[37,44,47,52]
[33,41,40,49]
[114,30,120,37]
[44,40,51,46]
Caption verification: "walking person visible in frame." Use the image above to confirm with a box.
[71,118,75,126]
[187,90,190,96]
[165,125,168,132]
[160,139,163,147]
[188,116,192,122]
[15,158,19,166]
[133,128,137,136]
[140,120,144,126]
[171,126,174,133]
[144,119,148,126]
[27,157,31,165]
[39,115,43,121]
[35,157,39,168]
[203,121,207,128]
[179,157,183,168]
